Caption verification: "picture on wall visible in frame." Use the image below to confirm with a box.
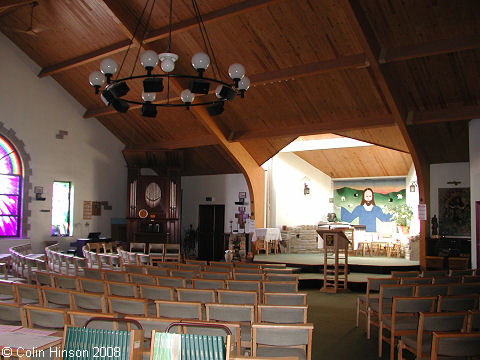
[333,178,407,232]
[438,188,470,236]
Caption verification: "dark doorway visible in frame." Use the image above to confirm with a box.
[198,205,225,261]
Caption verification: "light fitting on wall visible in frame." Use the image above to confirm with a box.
[409,181,417,192]
[88,0,249,117]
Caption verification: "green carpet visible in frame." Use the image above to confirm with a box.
[306,290,391,360]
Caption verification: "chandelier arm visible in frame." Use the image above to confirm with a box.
[117,0,151,80]
[130,0,156,77]
[120,99,226,107]
[111,73,234,88]
[192,0,222,82]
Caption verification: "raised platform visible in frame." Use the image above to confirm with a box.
[253,253,420,287]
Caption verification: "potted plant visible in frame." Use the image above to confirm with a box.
[388,204,414,234]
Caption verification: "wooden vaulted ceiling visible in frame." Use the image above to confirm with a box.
[0,0,478,177]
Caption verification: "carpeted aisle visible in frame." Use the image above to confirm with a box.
[306,290,391,360]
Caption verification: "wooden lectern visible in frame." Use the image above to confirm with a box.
[317,228,351,293]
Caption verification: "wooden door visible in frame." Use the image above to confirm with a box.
[198,205,225,261]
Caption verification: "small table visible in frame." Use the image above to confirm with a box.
[252,228,282,255]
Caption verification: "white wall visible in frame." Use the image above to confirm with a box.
[406,164,420,235]
[0,33,127,252]
[469,119,480,268]
[181,174,250,236]
[429,162,470,223]
[270,152,332,227]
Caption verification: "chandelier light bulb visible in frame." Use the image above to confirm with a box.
[100,58,118,76]
[159,52,178,73]
[142,92,156,102]
[180,89,195,103]
[89,71,105,87]
[228,63,245,81]
[238,76,250,91]
[140,50,159,70]
[192,52,210,72]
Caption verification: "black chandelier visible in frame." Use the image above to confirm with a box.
[88,0,250,117]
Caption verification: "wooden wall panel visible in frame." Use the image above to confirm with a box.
[295,146,412,178]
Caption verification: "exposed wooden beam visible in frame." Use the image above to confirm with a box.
[343,0,427,269]
[250,54,368,85]
[380,35,480,64]
[125,135,219,150]
[0,0,31,10]
[37,0,279,78]
[331,131,409,153]
[144,0,280,43]
[38,40,132,78]
[98,0,139,42]
[407,105,480,125]
[230,115,394,141]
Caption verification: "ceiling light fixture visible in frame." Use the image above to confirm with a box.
[88,0,249,117]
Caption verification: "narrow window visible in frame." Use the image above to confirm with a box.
[0,136,22,237]
[51,181,73,236]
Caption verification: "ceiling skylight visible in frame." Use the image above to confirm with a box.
[280,137,373,153]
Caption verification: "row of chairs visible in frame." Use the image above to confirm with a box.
[33,272,301,302]
[80,264,299,283]
[357,275,480,332]
[0,301,314,360]
[9,243,48,282]
[391,269,480,278]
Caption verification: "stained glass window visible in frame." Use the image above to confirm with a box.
[0,136,22,237]
[51,181,73,236]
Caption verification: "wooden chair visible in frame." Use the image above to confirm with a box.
[177,263,202,273]
[253,237,267,255]
[233,273,264,281]
[68,310,119,329]
[449,269,475,277]
[139,284,174,301]
[465,310,480,332]
[233,267,262,274]
[400,277,432,285]
[263,292,307,306]
[128,273,156,285]
[397,311,468,360]
[144,266,170,276]
[206,303,255,348]
[200,271,231,280]
[265,273,299,282]
[226,279,261,294]
[430,331,480,360]
[102,269,129,282]
[263,281,298,293]
[34,270,53,287]
[414,284,449,297]
[437,294,479,312]
[252,323,314,360]
[83,267,103,279]
[41,286,71,308]
[204,265,231,273]
[257,304,308,324]
[52,273,78,290]
[164,244,181,262]
[367,284,415,339]
[462,275,480,283]
[155,299,202,320]
[185,259,207,268]
[433,276,462,284]
[130,242,146,253]
[106,281,138,298]
[155,275,186,289]
[0,279,16,302]
[70,290,107,313]
[107,295,149,316]
[0,302,26,326]
[449,283,480,295]
[378,296,437,360]
[391,270,421,278]
[14,283,42,305]
[124,264,146,274]
[24,305,68,334]
[209,261,233,269]
[217,289,258,305]
[191,278,226,290]
[177,288,216,303]
[356,277,399,328]
[170,269,197,281]
[77,277,107,294]
[421,270,448,279]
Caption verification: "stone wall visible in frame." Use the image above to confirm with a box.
[281,225,321,253]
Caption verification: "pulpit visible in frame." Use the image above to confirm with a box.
[317,228,351,293]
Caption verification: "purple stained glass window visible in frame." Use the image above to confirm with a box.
[0,136,22,237]
[0,216,18,236]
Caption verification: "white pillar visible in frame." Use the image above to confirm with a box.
[469,119,480,268]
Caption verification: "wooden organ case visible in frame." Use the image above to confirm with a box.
[126,168,181,245]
